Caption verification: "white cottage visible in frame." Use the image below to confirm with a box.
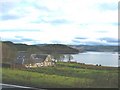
[25,54,55,68]
[15,51,55,68]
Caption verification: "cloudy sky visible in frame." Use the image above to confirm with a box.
[0,0,119,45]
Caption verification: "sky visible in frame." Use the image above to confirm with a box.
[0,0,119,45]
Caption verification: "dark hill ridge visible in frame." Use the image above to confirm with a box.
[1,41,79,54]
[39,44,79,54]
[2,41,35,51]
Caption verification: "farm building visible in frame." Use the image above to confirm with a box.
[14,51,55,68]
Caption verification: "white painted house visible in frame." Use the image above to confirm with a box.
[15,51,55,68]
[25,54,55,68]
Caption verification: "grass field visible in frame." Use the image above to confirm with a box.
[2,62,118,88]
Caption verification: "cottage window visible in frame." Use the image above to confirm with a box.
[29,64,32,67]
[41,63,43,66]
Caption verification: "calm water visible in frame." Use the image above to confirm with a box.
[64,52,118,67]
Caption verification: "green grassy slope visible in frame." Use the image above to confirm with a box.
[2,62,118,88]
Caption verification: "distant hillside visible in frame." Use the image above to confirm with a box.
[2,41,79,54]
[2,41,17,63]
[2,41,118,53]
[38,44,79,54]
[2,41,37,51]
[69,45,118,52]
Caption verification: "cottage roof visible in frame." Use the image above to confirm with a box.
[15,52,50,64]
[31,54,48,63]
[14,51,29,64]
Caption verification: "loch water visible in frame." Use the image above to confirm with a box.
[64,52,118,67]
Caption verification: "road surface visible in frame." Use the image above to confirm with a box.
[0,83,46,90]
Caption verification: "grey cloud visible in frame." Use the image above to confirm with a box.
[72,38,118,45]
[22,1,51,12]
[15,36,23,38]
[14,38,34,42]
[0,2,15,13]
[99,38,119,43]
[72,40,88,45]
[74,37,88,40]
[50,19,70,24]
[31,18,71,25]
[0,1,25,20]
[0,30,41,32]
[14,36,37,42]
[84,41,107,45]
[34,4,50,12]
[2,35,36,43]
[21,38,34,42]
[72,40,81,43]
[1,14,20,20]
[72,40,105,45]
[50,40,61,44]
[3,37,36,44]
[72,37,89,45]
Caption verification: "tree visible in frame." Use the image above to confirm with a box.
[66,54,73,62]
[51,53,65,62]
[51,53,60,62]
[60,54,65,62]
